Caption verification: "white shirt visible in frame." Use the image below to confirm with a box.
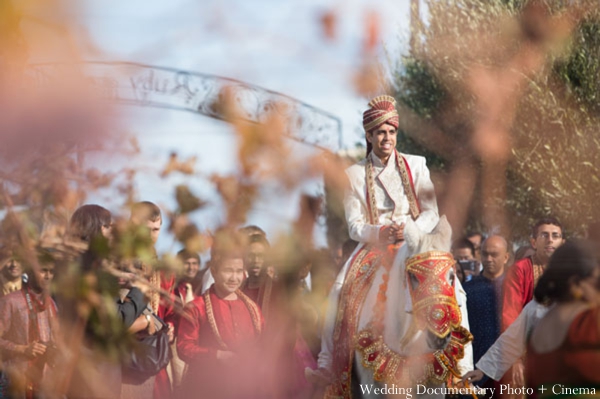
[476,300,549,381]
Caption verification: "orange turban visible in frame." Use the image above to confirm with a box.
[362,95,399,132]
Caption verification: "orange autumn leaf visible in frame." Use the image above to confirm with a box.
[320,10,337,41]
[364,10,380,53]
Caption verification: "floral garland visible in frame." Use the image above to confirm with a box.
[356,325,473,385]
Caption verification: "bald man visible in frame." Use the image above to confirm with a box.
[464,235,509,367]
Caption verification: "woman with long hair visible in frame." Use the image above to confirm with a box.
[526,240,600,396]
[66,204,150,398]
[68,204,112,243]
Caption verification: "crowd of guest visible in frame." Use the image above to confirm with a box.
[458,218,600,398]
[1,201,599,399]
[0,201,349,399]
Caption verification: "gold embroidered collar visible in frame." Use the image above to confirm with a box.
[365,150,420,224]
[204,288,262,350]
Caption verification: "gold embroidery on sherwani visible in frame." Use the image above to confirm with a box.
[365,160,379,225]
[327,246,386,399]
[395,151,420,220]
[332,247,370,343]
[365,151,420,225]
[326,152,424,398]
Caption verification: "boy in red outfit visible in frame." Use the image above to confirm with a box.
[177,234,264,399]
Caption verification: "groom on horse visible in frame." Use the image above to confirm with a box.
[311,95,472,398]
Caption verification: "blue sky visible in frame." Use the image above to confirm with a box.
[23,0,415,253]
[77,0,413,145]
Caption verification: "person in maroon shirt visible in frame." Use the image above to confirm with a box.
[240,233,275,315]
[502,218,565,331]
[0,261,57,398]
[170,249,203,389]
[173,249,203,305]
[177,236,264,399]
[501,217,564,393]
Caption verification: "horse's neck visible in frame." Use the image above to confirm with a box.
[361,225,452,355]
[383,243,448,355]
[411,233,448,255]
[381,247,423,354]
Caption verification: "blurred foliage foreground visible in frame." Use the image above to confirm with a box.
[392,0,600,242]
[3,0,600,394]
[0,4,340,392]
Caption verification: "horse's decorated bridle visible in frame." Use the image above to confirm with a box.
[405,250,462,338]
[355,249,472,387]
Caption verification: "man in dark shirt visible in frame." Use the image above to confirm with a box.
[464,234,509,398]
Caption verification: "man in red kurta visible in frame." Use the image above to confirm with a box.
[169,249,204,390]
[241,231,318,399]
[240,233,278,322]
[500,217,564,390]
[173,249,203,305]
[177,243,264,399]
[502,217,564,331]
[0,263,57,398]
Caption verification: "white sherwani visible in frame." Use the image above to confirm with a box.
[318,150,440,370]
[344,151,439,241]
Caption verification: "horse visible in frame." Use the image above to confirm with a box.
[319,216,473,399]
